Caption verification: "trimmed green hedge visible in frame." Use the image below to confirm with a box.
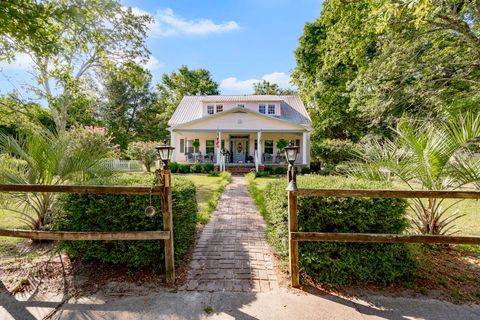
[261,176,416,285]
[55,174,197,270]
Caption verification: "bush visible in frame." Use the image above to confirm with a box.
[301,167,311,175]
[178,164,191,173]
[255,171,270,178]
[208,171,220,177]
[192,164,202,173]
[204,163,214,173]
[56,175,197,270]
[261,176,415,285]
[273,166,287,175]
[169,162,179,173]
[264,166,273,174]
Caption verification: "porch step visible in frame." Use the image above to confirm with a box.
[214,165,260,174]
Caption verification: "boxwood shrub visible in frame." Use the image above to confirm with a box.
[55,174,197,270]
[204,163,214,173]
[262,176,415,285]
[178,164,191,173]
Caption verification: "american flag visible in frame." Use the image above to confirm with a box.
[215,131,220,148]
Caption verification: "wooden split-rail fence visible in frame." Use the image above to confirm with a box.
[286,169,480,287]
[0,169,176,284]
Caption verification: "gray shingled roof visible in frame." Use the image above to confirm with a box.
[168,95,311,127]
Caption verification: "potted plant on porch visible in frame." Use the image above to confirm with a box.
[276,139,288,163]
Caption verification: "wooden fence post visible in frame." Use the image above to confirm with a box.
[288,165,300,287]
[162,168,175,285]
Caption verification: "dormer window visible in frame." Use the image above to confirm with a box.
[268,104,275,115]
[207,105,214,115]
[216,104,223,113]
[259,104,266,114]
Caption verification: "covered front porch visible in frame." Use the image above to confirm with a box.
[170,130,310,168]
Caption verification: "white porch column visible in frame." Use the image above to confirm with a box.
[257,131,262,164]
[170,130,176,162]
[216,131,222,165]
[302,131,308,165]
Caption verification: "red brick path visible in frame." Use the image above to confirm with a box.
[181,177,279,292]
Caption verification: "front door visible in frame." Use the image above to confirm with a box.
[232,139,246,163]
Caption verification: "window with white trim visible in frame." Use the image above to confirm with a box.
[259,104,266,114]
[268,104,275,115]
[216,104,223,113]
[237,104,245,108]
[207,105,214,115]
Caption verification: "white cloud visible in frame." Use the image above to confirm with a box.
[262,72,292,90]
[220,72,294,94]
[132,7,240,37]
[142,55,163,71]
[0,53,34,71]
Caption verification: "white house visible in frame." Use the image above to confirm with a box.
[168,95,312,172]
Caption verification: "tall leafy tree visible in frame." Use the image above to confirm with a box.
[100,65,157,149]
[294,0,480,140]
[154,65,220,138]
[2,0,152,132]
[253,80,296,95]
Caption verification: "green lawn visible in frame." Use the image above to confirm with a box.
[179,173,232,224]
[0,209,28,255]
[252,175,480,236]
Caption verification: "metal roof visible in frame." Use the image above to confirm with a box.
[168,95,311,127]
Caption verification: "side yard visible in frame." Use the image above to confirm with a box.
[246,173,480,304]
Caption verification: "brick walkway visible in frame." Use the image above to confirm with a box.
[182,176,279,292]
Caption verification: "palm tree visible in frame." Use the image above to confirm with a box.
[0,130,113,230]
[349,112,480,235]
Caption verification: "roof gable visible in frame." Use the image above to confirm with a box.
[173,107,307,131]
[168,95,311,127]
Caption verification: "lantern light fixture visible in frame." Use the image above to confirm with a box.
[155,140,175,168]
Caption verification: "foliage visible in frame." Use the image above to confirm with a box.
[0,95,56,135]
[0,130,113,230]
[67,126,117,159]
[154,66,220,137]
[197,172,231,224]
[264,166,273,174]
[178,164,191,174]
[56,175,197,269]
[255,171,270,178]
[3,0,152,132]
[100,65,159,148]
[301,167,311,175]
[192,164,202,174]
[126,141,158,172]
[273,167,287,175]
[349,112,480,235]
[0,0,67,60]
[276,139,288,151]
[311,139,356,164]
[250,175,415,285]
[253,80,296,95]
[293,0,480,140]
[204,163,214,173]
[169,162,179,173]
[192,140,200,150]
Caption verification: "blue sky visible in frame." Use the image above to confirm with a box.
[0,0,321,97]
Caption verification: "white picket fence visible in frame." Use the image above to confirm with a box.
[102,159,144,172]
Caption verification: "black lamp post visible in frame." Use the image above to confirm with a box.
[155,139,175,169]
[284,140,299,191]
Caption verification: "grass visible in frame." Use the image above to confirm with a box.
[178,172,232,224]
[0,209,29,256]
